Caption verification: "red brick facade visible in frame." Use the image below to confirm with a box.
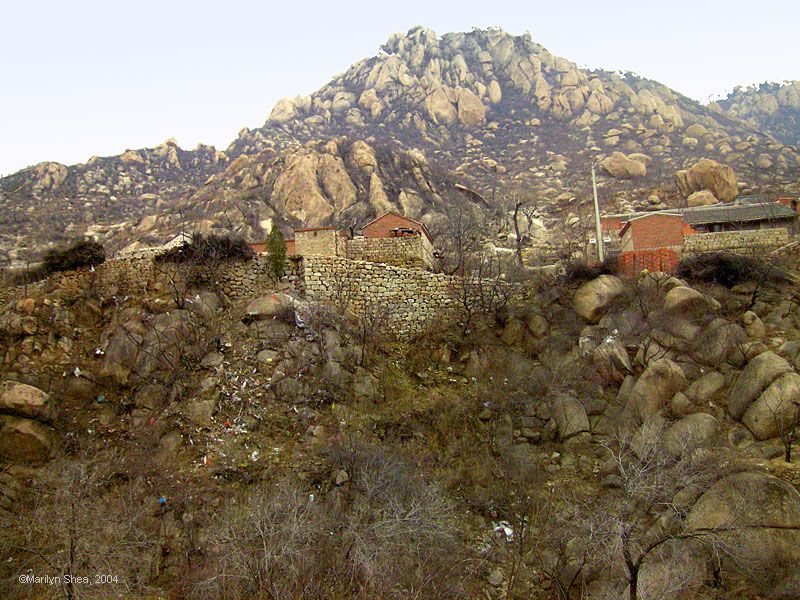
[618,248,680,276]
[362,212,433,243]
[600,216,624,234]
[620,214,691,251]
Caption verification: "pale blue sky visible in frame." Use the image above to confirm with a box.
[1,0,798,175]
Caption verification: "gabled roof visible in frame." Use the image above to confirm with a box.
[619,212,683,236]
[362,211,434,243]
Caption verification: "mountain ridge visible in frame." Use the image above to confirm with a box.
[2,26,799,265]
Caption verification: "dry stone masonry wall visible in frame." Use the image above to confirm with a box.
[346,236,430,269]
[302,255,457,336]
[682,229,789,256]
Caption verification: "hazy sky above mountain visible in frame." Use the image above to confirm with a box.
[2,0,798,175]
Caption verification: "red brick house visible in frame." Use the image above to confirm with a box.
[362,212,434,244]
[617,213,696,275]
[619,213,695,252]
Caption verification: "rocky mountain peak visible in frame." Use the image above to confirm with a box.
[2,26,799,264]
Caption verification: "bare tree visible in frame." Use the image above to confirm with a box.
[434,199,485,276]
[335,213,364,240]
[355,293,394,368]
[765,397,800,462]
[489,454,598,600]
[0,455,159,600]
[587,432,746,600]
[497,184,536,269]
[451,251,514,335]
[197,442,476,600]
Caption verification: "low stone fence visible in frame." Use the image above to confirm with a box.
[0,254,278,307]
[682,229,789,256]
[0,254,157,305]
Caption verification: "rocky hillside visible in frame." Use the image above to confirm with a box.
[716,81,800,147]
[3,27,800,261]
[0,139,227,265]
[2,253,800,598]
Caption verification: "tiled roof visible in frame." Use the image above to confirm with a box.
[604,201,796,226]
[681,203,796,225]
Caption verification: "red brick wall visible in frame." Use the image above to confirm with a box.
[364,213,430,241]
[627,215,686,250]
[601,216,624,233]
[618,248,680,276]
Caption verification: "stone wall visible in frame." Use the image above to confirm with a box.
[345,236,432,269]
[294,228,339,256]
[215,256,275,300]
[0,254,157,306]
[302,256,457,336]
[0,254,277,307]
[682,229,789,256]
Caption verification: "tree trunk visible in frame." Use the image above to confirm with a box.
[629,566,639,600]
[513,204,523,268]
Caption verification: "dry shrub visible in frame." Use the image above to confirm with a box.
[156,233,254,265]
[42,239,106,274]
[196,442,478,600]
[564,255,619,285]
[676,252,788,287]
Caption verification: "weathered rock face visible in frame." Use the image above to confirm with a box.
[687,472,800,595]
[630,358,687,419]
[244,293,295,321]
[573,275,627,323]
[719,81,800,146]
[685,371,725,403]
[742,372,800,440]
[549,393,589,439]
[100,323,143,385]
[599,152,647,179]
[742,310,766,340]
[727,351,792,419]
[675,158,739,202]
[157,139,448,244]
[0,381,56,422]
[3,27,798,261]
[661,413,720,456]
[0,138,227,264]
[689,470,800,529]
[0,415,53,464]
[691,318,746,367]
[663,285,717,316]
[686,190,719,207]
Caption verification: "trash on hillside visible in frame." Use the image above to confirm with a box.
[492,521,514,542]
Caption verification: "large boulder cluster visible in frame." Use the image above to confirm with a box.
[0,381,55,465]
[572,272,800,594]
[675,158,739,203]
